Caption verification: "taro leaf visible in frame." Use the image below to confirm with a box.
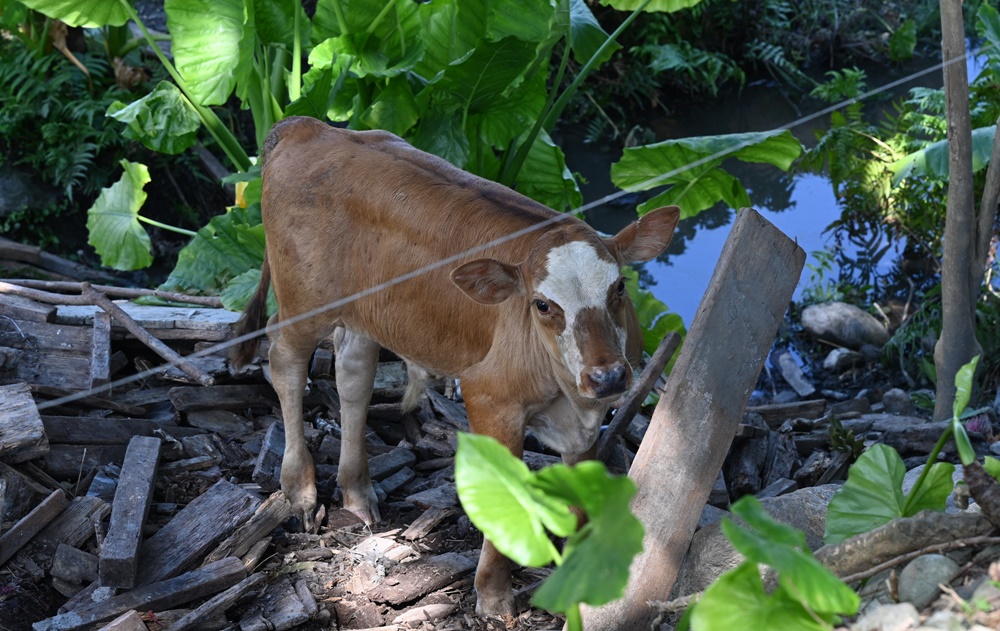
[824,444,906,544]
[890,126,997,185]
[487,0,554,43]
[600,0,706,13]
[359,75,419,136]
[569,0,619,65]
[434,37,539,121]
[888,19,916,62]
[953,424,976,467]
[412,0,482,80]
[903,461,956,513]
[166,0,249,106]
[611,129,802,217]
[726,497,860,617]
[984,456,1000,481]
[692,564,832,631]
[514,130,582,212]
[158,208,265,297]
[86,160,153,271]
[411,105,472,168]
[454,433,575,568]
[625,267,686,358]
[953,355,981,421]
[16,0,130,27]
[253,0,310,48]
[221,267,277,314]
[106,82,201,155]
[530,461,644,611]
[472,72,547,153]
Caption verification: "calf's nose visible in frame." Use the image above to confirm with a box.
[583,362,629,399]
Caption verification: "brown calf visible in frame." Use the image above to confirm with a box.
[232,116,679,615]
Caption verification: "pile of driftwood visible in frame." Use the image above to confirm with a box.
[1,263,979,630]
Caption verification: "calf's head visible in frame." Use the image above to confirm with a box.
[452,205,680,400]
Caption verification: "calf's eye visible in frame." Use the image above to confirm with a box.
[534,299,550,314]
[617,279,626,296]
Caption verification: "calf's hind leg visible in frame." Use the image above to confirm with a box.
[268,319,325,532]
[334,328,382,525]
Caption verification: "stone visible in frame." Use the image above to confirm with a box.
[881,388,915,416]
[673,485,837,596]
[850,602,920,631]
[801,301,890,350]
[896,553,960,609]
[823,347,864,372]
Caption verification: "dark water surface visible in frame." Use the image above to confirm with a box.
[564,50,987,327]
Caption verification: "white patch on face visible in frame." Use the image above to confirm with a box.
[536,241,621,385]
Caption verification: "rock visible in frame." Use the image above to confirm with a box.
[774,349,816,397]
[849,602,920,631]
[823,347,864,372]
[673,485,837,596]
[881,388,914,416]
[801,302,889,350]
[896,553,960,609]
[0,170,56,219]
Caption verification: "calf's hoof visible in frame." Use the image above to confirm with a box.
[475,590,516,617]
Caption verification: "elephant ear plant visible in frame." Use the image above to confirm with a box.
[454,433,644,631]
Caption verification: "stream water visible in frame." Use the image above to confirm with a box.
[564,49,988,328]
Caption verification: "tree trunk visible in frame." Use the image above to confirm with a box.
[933,0,982,420]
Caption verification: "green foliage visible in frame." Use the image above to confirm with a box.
[624,267,686,360]
[685,497,859,630]
[106,82,202,154]
[611,129,802,216]
[888,19,917,62]
[454,433,643,628]
[86,160,154,271]
[824,444,955,544]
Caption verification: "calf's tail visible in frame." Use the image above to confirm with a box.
[231,254,271,369]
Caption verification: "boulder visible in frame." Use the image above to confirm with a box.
[801,302,889,350]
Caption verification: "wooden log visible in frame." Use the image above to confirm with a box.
[30,385,146,416]
[166,572,267,631]
[11,495,108,571]
[3,279,222,307]
[0,382,49,464]
[724,412,769,499]
[203,490,291,565]
[746,399,827,429]
[402,506,460,541]
[582,208,805,630]
[90,311,111,389]
[0,238,119,283]
[100,436,161,588]
[367,552,476,605]
[0,489,68,567]
[136,479,260,585]
[33,556,246,631]
[168,385,274,412]
[41,417,204,445]
[598,332,681,460]
[0,461,56,522]
[0,320,95,391]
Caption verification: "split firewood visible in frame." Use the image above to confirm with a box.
[0,383,49,464]
[0,489,69,567]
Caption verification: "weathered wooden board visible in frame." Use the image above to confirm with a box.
[367,552,476,605]
[136,479,261,585]
[53,304,240,341]
[41,416,204,445]
[100,436,161,588]
[0,382,49,464]
[0,293,54,323]
[168,384,275,412]
[0,320,94,390]
[33,557,247,631]
[90,311,111,389]
[50,543,99,584]
[582,208,805,630]
[12,495,109,571]
[0,489,68,566]
[42,445,128,481]
[203,491,291,565]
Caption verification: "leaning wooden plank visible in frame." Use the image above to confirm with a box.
[0,383,49,464]
[167,572,267,631]
[0,489,68,567]
[33,556,246,631]
[582,208,805,630]
[12,495,109,570]
[136,479,261,585]
[203,490,291,565]
[100,436,161,589]
[41,417,205,445]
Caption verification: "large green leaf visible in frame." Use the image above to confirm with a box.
[824,444,907,544]
[530,461,644,611]
[569,0,619,64]
[624,268,686,358]
[221,267,277,314]
[413,0,483,80]
[434,37,540,120]
[410,106,472,168]
[253,0,309,48]
[890,126,997,184]
[514,130,582,212]
[953,355,981,420]
[454,433,574,568]
[903,462,956,514]
[106,82,201,155]
[86,160,153,271]
[725,497,859,616]
[599,0,703,12]
[359,76,419,135]
[693,564,832,631]
[487,0,555,43]
[159,207,265,296]
[17,0,129,27]
[611,130,802,216]
[165,0,248,106]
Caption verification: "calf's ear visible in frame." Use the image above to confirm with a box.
[452,259,524,304]
[609,205,681,263]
